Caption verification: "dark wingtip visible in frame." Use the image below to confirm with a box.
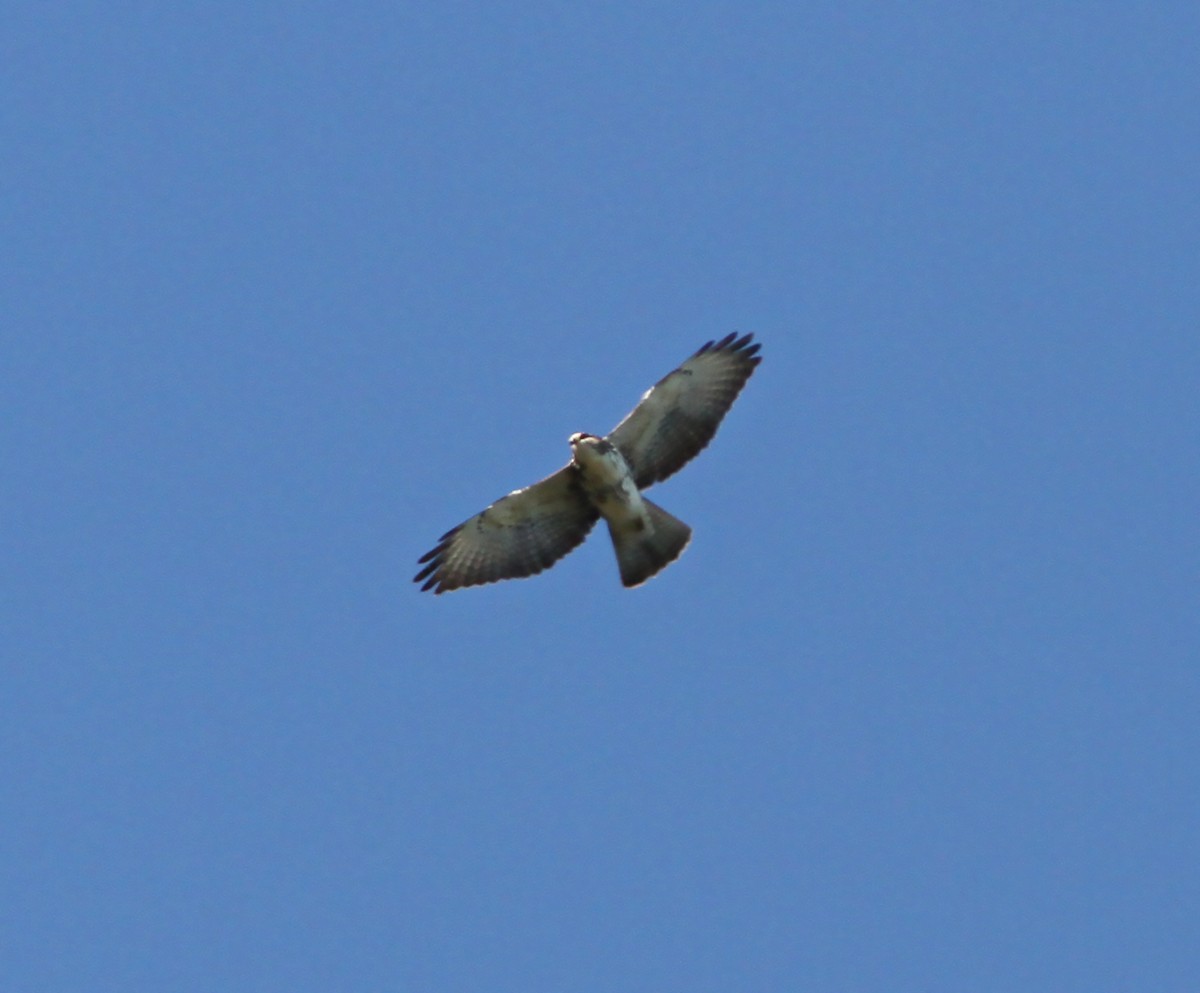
[416,523,464,589]
[698,331,761,358]
[732,334,761,364]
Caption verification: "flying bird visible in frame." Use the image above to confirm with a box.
[414,332,762,593]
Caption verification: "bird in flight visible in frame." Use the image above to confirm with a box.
[414,333,762,593]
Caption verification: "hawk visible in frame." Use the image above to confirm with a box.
[414,332,762,593]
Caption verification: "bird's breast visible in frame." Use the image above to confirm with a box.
[572,439,642,515]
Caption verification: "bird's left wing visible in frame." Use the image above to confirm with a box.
[607,332,762,488]
[414,464,599,594]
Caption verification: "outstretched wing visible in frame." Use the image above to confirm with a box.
[414,464,599,594]
[607,332,762,488]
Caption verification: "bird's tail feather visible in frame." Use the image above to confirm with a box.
[609,499,692,588]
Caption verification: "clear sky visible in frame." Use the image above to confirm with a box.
[5,3,1198,990]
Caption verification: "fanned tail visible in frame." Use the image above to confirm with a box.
[608,499,692,588]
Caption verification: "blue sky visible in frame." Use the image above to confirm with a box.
[4,3,1198,990]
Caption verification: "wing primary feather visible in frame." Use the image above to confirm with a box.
[694,331,759,358]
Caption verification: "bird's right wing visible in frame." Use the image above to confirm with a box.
[414,464,599,594]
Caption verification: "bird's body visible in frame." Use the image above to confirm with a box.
[569,433,693,588]
[569,434,641,519]
[415,333,762,593]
